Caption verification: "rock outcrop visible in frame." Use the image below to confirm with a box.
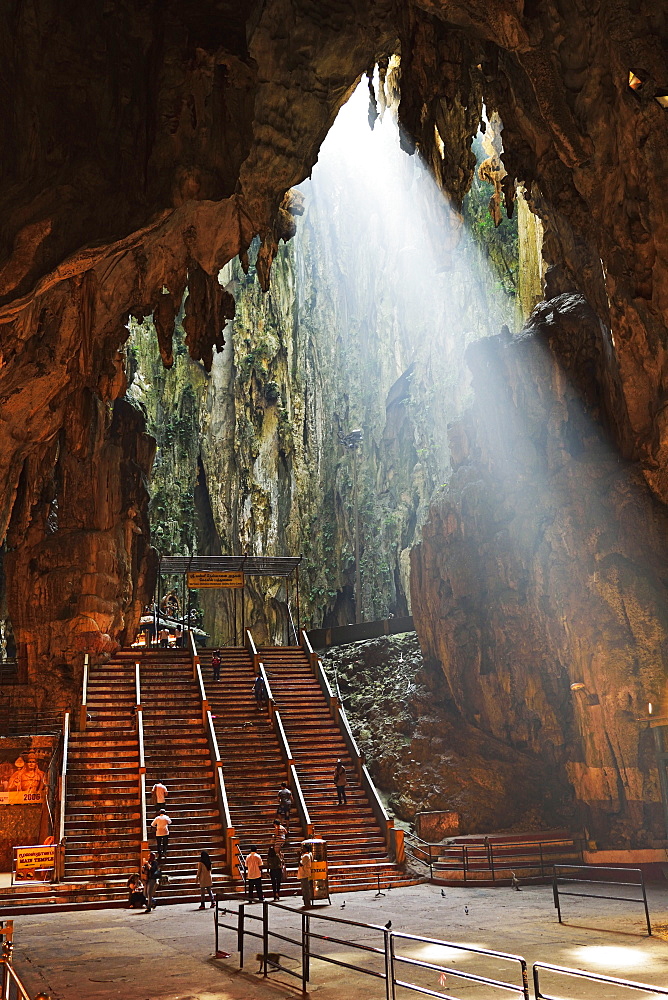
[321,633,572,832]
[411,295,668,847]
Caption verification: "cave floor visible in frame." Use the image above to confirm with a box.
[12,882,668,999]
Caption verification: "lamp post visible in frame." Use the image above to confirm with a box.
[341,429,363,623]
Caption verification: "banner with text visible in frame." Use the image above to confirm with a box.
[0,791,42,806]
[13,844,56,881]
[187,571,245,589]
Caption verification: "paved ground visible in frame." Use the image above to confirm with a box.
[11,881,668,999]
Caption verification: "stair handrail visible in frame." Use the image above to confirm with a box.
[301,630,334,702]
[289,760,314,837]
[135,660,141,709]
[195,661,210,722]
[245,629,260,670]
[197,662,237,875]
[273,708,293,761]
[56,710,70,879]
[258,662,274,710]
[286,600,299,646]
[337,701,363,766]
[78,652,89,731]
[270,702,313,836]
[301,629,397,857]
[205,709,233,831]
[135,662,148,867]
[189,627,200,681]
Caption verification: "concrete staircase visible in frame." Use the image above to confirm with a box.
[0,640,414,913]
[258,644,414,891]
[198,647,301,894]
[64,656,140,899]
[10,649,236,912]
[135,648,231,899]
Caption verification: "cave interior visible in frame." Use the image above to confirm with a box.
[1,0,668,853]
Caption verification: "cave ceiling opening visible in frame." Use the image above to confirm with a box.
[129,68,521,649]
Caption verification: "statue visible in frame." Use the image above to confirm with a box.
[8,751,45,793]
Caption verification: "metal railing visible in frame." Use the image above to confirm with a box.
[301,630,397,856]
[533,962,668,999]
[214,902,668,1000]
[135,662,148,870]
[553,865,652,936]
[215,901,532,1000]
[389,931,530,1000]
[1,922,32,1000]
[78,652,89,731]
[405,834,582,884]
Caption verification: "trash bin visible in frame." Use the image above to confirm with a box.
[303,838,331,904]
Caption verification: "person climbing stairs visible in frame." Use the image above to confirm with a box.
[138,648,229,901]
[257,642,414,891]
[199,646,300,896]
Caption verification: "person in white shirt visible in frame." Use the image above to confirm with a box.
[152,780,168,811]
[271,819,287,856]
[151,809,172,859]
[245,846,264,902]
[298,845,313,907]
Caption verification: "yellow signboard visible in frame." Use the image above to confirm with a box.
[0,791,42,806]
[13,844,56,881]
[187,571,245,589]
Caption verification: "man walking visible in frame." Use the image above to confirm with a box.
[253,672,267,709]
[151,808,172,859]
[245,845,264,902]
[151,779,168,811]
[143,852,160,913]
[334,759,347,805]
[271,818,287,857]
[277,781,292,826]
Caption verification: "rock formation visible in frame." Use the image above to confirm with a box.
[411,295,668,846]
[321,633,571,833]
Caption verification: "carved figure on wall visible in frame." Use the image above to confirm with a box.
[0,761,14,791]
[8,752,45,793]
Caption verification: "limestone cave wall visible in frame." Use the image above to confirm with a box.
[411,295,668,847]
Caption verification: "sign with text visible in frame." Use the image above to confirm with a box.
[13,844,56,882]
[0,791,42,806]
[187,571,245,589]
